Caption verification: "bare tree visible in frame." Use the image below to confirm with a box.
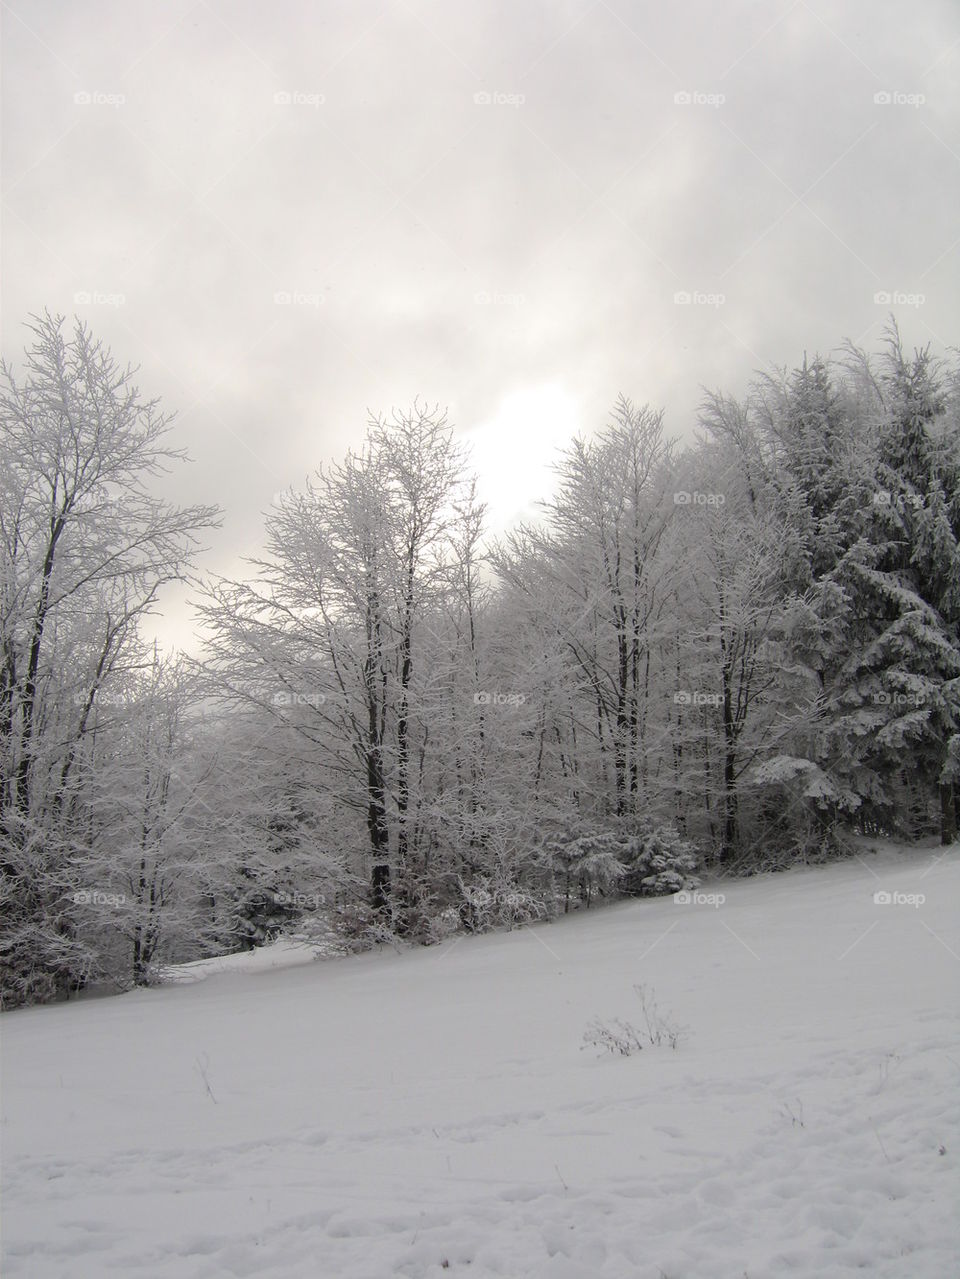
[0,313,219,1004]
[197,402,472,927]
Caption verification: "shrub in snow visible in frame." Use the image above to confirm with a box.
[543,830,628,912]
[327,900,407,953]
[633,982,690,1048]
[0,921,97,1009]
[777,1099,806,1128]
[422,906,462,944]
[227,880,302,951]
[583,983,690,1056]
[616,821,701,897]
[456,876,547,933]
[544,820,701,911]
[583,1015,645,1056]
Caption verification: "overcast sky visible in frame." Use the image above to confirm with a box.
[3,0,958,652]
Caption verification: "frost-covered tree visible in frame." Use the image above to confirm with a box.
[493,398,677,823]
[0,314,218,1005]
[848,329,960,841]
[665,423,787,864]
[198,403,482,933]
[735,330,960,847]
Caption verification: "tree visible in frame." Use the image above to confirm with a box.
[494,397,676,823]
[854,328,960,841]
[198,402,475,930]
[0,313,219,1004]
[666,430,785,865]
[733,330,960,847]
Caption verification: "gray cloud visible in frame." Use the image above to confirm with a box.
[4,0,958,649]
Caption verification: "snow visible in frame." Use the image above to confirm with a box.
[156,936,323,985]
[3,842,959,1278]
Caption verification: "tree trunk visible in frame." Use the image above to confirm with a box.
[364,572,391,913]
[940,782,957,845]
[366,739,390,910]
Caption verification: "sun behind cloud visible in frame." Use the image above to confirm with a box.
[461,384,580,534]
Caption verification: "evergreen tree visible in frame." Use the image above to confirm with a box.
[761,331,960,843]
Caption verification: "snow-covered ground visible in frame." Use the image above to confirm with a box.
[3,842,958,1278]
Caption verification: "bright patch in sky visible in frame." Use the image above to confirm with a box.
[462,385,580,533]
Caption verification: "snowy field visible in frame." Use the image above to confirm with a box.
[3,842,959,1279]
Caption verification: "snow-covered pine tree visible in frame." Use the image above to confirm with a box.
[760,330,960,844]
[844,329,960,842]
[544,829,627,913]
[741,355,882,851]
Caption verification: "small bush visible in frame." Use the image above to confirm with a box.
[633,982,689,1048]
[583,1015,645,1056]
[617,821,701,897]
[583,982,690,1056]
[456,876,548,933]
[327,901,406,952]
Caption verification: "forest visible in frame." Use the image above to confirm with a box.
[2,312,958,1007]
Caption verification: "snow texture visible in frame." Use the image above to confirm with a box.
[3,842,958,1277]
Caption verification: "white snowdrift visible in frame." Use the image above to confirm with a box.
[2,842,958,1278]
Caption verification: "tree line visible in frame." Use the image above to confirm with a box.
[2,312,958,1006]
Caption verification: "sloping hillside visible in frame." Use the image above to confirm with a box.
[3,843,958,1278]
